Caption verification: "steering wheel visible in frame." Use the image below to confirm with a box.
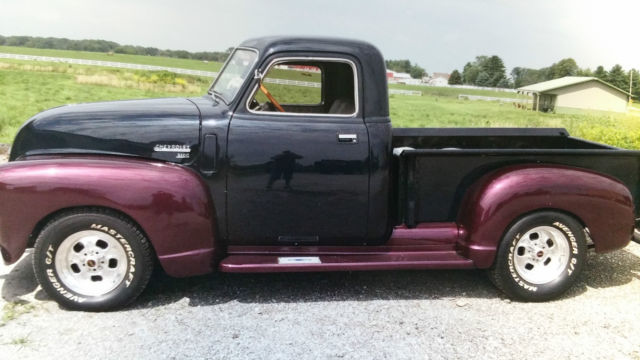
[259,83,285,112]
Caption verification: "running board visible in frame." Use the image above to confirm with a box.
[219,251,474,273]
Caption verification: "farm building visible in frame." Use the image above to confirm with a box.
[386,70,421,85]
[425,72,450,86]
[517,76,630,113]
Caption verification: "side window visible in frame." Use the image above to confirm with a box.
[248,59,357,116]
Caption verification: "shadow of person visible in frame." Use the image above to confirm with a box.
[266,150,303,190]
[1,252,38,302]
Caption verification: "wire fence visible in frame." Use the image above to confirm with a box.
[458,94,531,103]
[0,52,219,77]
[1,52,423,96]
[389,89,422,96]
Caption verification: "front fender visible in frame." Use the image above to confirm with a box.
[0,156,217,277]
[457,164,634,268]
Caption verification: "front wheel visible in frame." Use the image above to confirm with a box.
[33,209,154,311]
[489,211,587,301]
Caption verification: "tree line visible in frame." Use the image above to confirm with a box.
[385,59,426,79]
[0,35,232,62]
[2,35,638,98]
[448,54,639,99]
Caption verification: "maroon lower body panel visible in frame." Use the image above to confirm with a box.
[219,252,474,273]
[219,222,475,273]
[157,248,216,277]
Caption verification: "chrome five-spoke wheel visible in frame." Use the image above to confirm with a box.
[55,230,128,296]
[33,210,153,311]
[512,226,570,285]
[490,211,586,301]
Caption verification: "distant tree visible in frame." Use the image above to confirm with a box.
[0,34,231,62]
[593,65,607,80]
[5,36,30,46]
[386,59,426,79]
[114,45,138,55]
[483,55,506,86]
[549,58,578,78]
[607,64,627,89]
[629,69,640,99]
[461,55,505,87]
[144,47,159,56]
[462,56,488,85]
[409,65,426,79]
[462,62,478,84]
[475,72,491,87]
[385,59,412,74]
[576,68,593,76]
[448,70,463,85]
[496,78,512,88]
[511,67,527,88]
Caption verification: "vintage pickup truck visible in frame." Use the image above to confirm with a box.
[1,37,639,310]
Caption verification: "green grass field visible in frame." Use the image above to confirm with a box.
[0,59,207,141]
[1,52,640,149]
[0,45,224,72]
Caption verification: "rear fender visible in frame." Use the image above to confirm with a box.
[0,156,217,277]
[457,164,634,268]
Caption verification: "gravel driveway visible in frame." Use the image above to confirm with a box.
[1,244,639,359]
[0,147,639,359]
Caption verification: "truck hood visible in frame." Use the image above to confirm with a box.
[10,98,202,164]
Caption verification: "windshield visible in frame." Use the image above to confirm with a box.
[210,48,258,104]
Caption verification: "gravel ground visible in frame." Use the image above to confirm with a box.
[1,244,639,359]
[0,151,639,359]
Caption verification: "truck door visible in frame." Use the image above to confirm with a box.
[227,56,369,245]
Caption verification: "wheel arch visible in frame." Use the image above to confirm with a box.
[0,156,218,276]
[457,164,634,268]
[28,206,152,250]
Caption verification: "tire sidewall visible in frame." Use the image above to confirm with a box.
[497,212,586,301]
[34,213,149,311]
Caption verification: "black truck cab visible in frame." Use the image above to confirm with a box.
[195,37,394,246]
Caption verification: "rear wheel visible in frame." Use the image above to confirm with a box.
[489,211,586,301]
[33,209,154,311]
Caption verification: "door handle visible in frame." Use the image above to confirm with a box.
[338,134,358,144]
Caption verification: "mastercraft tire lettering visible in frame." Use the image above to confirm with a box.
[33,209,154,311]
[489,211,587,301]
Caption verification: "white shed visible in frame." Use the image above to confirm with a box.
[518,76,630,113]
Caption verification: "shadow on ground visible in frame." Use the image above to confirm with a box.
[2,247,639,310]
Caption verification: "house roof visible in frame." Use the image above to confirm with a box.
[518,76,631,96]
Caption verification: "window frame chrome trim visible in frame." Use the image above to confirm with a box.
[208,46,260,105]
[245,56,359,118]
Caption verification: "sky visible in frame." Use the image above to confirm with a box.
[1,0,638,75]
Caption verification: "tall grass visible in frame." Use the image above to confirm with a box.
[0,61,207,142]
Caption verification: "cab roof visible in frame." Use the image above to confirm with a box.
[239,36,389,119]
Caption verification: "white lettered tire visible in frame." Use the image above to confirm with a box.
[489,211,587,301]
[33,209,154,311]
